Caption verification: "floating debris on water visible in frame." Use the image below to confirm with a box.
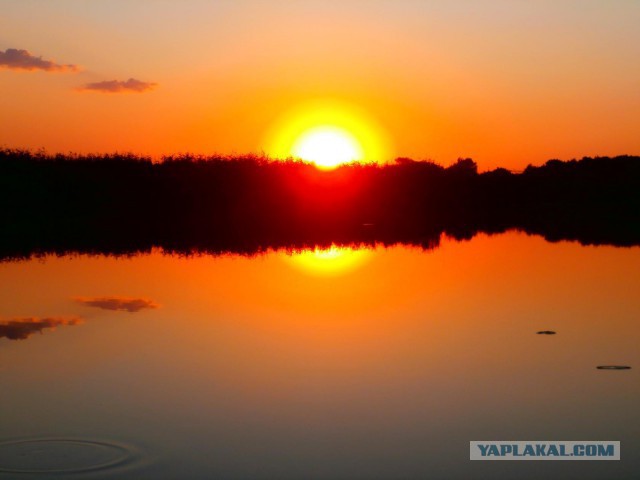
[596,366,631,370]
[536,330,556,335]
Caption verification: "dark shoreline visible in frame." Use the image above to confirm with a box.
[1,149,639,260]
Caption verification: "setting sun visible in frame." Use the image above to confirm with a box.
[291,126,363,169]
[1,2,639,478]
[265,99,391,168]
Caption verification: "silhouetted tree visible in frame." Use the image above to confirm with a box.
[0,149,638,260]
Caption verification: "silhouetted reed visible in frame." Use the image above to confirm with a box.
[1,149,639,260]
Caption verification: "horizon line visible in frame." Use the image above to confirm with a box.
[2,147,638,173]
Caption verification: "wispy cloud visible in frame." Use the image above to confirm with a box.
[78,78,157,93]
[74,296,159,312]
[0,48,78,72]
[0,316,83,341]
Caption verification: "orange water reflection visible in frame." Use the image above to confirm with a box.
[0,233,639,478]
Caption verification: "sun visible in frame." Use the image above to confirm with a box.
[264,99,392,169]
[291,126,363,169]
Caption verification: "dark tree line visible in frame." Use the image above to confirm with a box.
[1,149,639,260]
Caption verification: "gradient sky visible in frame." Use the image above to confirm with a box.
[1,0,639,170]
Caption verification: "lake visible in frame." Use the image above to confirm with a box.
[0,232,638,479]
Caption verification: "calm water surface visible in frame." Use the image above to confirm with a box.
[0,232,638,479]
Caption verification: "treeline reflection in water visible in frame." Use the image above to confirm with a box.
[1,150,639,260]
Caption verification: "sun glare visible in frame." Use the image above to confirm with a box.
[291,126,363,169]
[265,99,391,169]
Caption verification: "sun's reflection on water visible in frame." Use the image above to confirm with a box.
[285,244,371,276]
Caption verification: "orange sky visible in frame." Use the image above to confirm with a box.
[1,1,639,170]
